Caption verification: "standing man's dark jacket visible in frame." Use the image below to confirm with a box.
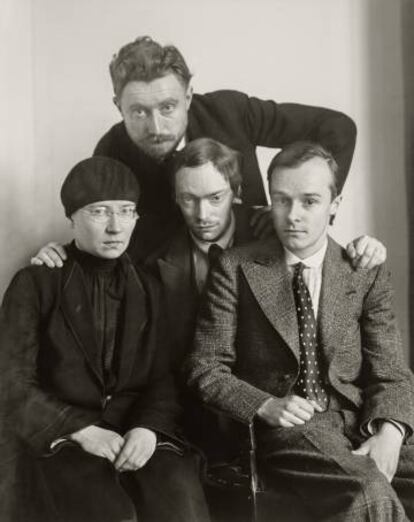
[94,90,357,256]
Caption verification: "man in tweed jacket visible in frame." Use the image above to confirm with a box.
[186,141,414,521]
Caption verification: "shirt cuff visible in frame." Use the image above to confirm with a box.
[50,437,68,450]
[366,418,406,439]
[255,397,274,417]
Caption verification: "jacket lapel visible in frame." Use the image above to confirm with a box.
[241,240,300,362]
[158,229,195,295]
[240,237,357,368]
[318,238,358,363]
[157,229,198,337]
[60,261,104,385]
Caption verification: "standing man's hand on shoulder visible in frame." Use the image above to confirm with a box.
[352,421,403,482]
[30,241,67,268]
[69,425,125,463]
[256,395,322,428]
[114,427,157,472]
[346,235,386,269]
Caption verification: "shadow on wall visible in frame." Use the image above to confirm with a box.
[365,0,410,367]
[402,0,414,369]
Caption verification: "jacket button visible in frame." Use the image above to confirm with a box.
[102,395,112,408]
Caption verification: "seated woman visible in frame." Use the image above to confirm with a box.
[0,157,210,522]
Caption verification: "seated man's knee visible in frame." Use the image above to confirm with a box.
[350,466,403,517]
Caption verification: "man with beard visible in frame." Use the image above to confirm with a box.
[33,35,357,263]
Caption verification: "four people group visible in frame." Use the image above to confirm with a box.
[1,34,413,522]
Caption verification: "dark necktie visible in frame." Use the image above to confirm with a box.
[292,262,329,410]
[208,243,224,268]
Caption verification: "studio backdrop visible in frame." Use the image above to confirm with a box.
[1,0,412,365]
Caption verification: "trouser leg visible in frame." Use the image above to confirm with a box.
[121,447,211,522]
[39,444,137,522]
[258,410,407,522]
[393,444,414,521]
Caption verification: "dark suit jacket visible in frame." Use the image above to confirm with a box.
[186,237,414,438]
[144,205,256,453]
[145,204,256,369]
[94,90,357,216]
[0,251,181,459]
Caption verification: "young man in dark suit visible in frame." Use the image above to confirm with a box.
[144,138,255,371]
[186,141,414,521]
[0,157,210,522]
[143,139,257,483]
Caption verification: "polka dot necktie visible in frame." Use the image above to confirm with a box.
[292,262,329,410]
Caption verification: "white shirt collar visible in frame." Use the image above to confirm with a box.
[284,239,328,269]
[175,135,186,151]
[190,211,236,255]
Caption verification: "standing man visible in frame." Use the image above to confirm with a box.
[95,36,356,244]
[36,34,357,263]
[186,141,414,521]
[98,36,356,215]
[0,157,210,522]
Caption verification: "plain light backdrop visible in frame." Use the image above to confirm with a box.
[0,0,409,357]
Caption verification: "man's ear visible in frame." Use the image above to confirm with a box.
[233,186,242,204]
[185,84,193,109]
[329,194,342,225]
[113,96,122,114]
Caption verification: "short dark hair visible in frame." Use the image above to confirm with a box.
[267,141,339,199]
[172,138,242,196]
[110,36,192,98]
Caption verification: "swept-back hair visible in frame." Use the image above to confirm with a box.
[110,36,192,98]
[267,141,339,198]
[172,138,242,196]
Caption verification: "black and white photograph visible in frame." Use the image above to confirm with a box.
[1,1,414,520]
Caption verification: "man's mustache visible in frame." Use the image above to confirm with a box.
[146,134,175,144]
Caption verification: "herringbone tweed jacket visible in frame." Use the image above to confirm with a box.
[186,236,414,437]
